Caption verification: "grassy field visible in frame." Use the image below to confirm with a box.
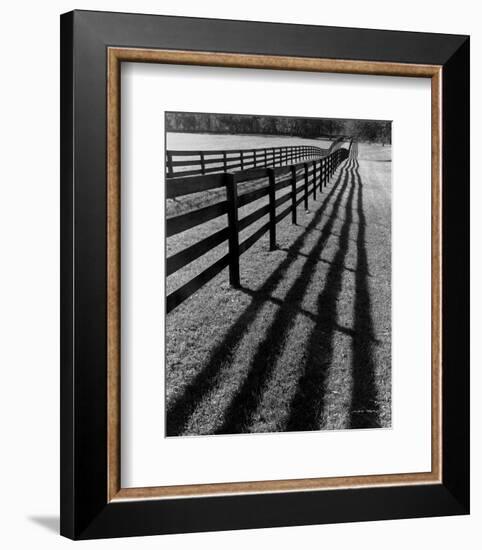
[166,142,391,436]
[166,132,334,151]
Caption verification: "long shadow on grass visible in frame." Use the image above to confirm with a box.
[215,156,354,434]
[349,147,381,428]
[166,157,351,436]
[285,150,357,431]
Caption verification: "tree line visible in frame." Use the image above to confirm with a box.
[165,112,391,144]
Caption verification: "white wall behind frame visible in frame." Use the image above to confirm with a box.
[1,1,477,549]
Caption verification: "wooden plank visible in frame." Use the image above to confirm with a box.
[274,178,292,192]
[169,166,203,177]
[168,166,208,178]
[170,158,203,167]
[275,191,292,209]
[238,203,270,232]
[171,156,232,167]
[170,162,232,177]
[233,167,269,183]
[166,227,229,276]
[237,186,269,207]
[296,183,305,196]
[239,220,271,255]
[276,204,292,224]
[166,254,230,313]
[169,148,243,156]
[276,166,292,177]
[166,173,226,198]
[166,201,228,237]
[223,161,243,172]
[296,195,305,207]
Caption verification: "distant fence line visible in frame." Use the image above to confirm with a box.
[166,141,352,313]
[166,144,327,178]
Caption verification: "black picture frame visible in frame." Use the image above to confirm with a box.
[60,9,469,540]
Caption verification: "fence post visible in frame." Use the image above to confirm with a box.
[200,152,205,175]
[225,173,240,288]
[167,151,174,177]
[290,165,297,225]
[304,163,309,209]
[319,160,323,192]
[240,150,244,170]
[264,149,267,167]
[254,149,257,168]
[223,151,227,172]
[312,161,317,201]
[268,168,277,251]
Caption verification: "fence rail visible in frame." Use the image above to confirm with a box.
[166,143,351,313]
[166,144,327,179]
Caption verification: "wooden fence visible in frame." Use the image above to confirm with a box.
[166,145,350,313]
[166,144,326,178]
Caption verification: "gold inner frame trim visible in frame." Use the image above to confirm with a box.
[107,47,442,502]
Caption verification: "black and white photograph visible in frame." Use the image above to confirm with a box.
[165,112,392,437]
[0,0,474,545]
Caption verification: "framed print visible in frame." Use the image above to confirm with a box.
[60,10,470,539]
